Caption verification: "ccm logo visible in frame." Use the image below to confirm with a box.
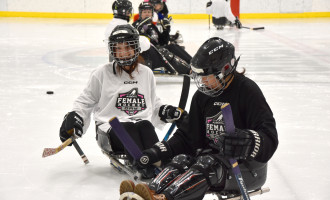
[124,81,138,84]
[208,45,223,55]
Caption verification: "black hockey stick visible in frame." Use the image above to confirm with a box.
[163,75,190,141]
[221,103,251,200]
[241,26,264,30]
[72,140,89,164]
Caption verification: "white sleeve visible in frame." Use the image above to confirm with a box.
[72,72,102,134]
[139,35,151,52]
[149,72,166,130]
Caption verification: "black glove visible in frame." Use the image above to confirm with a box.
[223,129,261,160]
[136,17,152,34]
[235,16,242,29]
[159,105,185,123]
[206,1,212,7]
[138,141,172,169]
[59,111,84,143]
[160,17,171,32]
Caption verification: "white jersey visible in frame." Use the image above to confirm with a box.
[104,18,150,53]
[72,62,165,133]
[206,0,236,23]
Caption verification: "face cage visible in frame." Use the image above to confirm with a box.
[109,40,140,66]
[192,62,234,97]
[192,73,227,97]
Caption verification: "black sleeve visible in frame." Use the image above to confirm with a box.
[167,92,206,156]
[238,78,278,163]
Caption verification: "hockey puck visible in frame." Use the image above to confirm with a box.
[46,91,54,95]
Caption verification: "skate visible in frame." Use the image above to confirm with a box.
[120,180,167,200]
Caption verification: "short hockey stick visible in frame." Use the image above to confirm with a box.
[241,26,264,30]
[221,103,251,200]
[42,131,89,164]
[42,137,73,158]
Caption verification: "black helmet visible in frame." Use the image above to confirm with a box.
[112,0,133,22]
[149,0,163,5]
[191,37,239,97]
[109,24,140,66]
[138,2,154,18]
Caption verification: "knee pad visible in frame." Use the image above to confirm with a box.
[149,154,195,193]
[191,155,224,185]
[161,155,224,200]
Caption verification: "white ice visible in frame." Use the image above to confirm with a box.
[1,17,330,200]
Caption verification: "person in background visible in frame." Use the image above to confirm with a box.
[206,0,242,30]
[104,0,150,61]
[120,37,278,200]
[133,2,191,75]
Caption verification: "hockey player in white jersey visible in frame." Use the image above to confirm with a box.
[206,0,242,30]
[59,24,185,178]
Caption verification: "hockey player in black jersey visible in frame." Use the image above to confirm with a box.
[132,2,192,75]
[120,37,278,200]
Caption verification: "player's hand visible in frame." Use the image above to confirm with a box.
[137,141,172,169]
[160,17,171,31]
[159,105,185,123]
[59,111,84,144]
[223,129,261,160]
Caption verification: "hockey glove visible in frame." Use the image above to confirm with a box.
[159,105,185,123]
[235,16,242,29]
[160,17,171,32]
[136,17,152,34]
[59,111,84,144]
[223,129,261,160]
[206,1,212,7]
[138,141,172,169]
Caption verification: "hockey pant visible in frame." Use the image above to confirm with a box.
[212,17,230,26]
[96,120,159,162]
[140,45,176,73]
[141,44,192,74]
[165,44,192,64]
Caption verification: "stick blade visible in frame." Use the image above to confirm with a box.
[42,148,57,157]
[253,27,264,30]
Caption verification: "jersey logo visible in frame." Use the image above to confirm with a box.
[205,109,226,147]
[116,88,146,116]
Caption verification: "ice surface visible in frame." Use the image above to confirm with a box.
[1,17,330,200]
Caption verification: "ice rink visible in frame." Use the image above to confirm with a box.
[1,17,330,200]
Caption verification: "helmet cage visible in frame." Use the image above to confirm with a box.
[192,59,237,97]
[109,40,140,66]
[108,25,140,67]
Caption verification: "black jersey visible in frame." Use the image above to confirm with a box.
[167,73,278,163]
[132,19,170,46]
